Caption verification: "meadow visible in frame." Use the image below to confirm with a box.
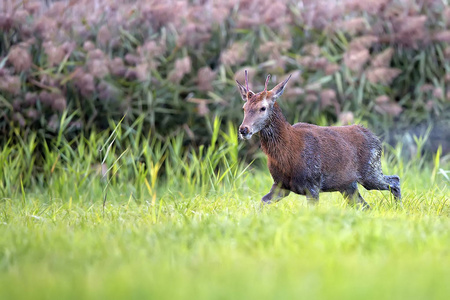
[0,119,449,300]
[1,1,450,298]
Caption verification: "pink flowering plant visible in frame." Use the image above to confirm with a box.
[0,0,449,146]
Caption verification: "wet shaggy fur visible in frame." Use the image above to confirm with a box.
[258,103,401,208]
[237,72,401,209]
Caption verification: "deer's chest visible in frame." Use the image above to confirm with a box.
[267,156,297,189]
[267,152,320,195]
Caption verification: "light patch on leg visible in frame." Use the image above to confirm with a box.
[369,148,381,170]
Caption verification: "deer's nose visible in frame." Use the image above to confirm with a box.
[239,126,250,136]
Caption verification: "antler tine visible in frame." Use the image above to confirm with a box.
[245,70,249,93]
[264,74,271,92]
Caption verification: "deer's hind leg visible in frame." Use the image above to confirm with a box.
[360,174,401,202]
[340,181,370,210]
[384,175,401,200]
[360,149,401,202]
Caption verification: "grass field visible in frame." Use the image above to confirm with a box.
[1,120,449,299]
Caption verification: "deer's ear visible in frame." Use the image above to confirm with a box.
[269,75,292,101]
[236,80,255,102]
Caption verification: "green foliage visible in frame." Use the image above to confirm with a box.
[0,116,247,200]
[1,0,450,151]
[0,124,449,299]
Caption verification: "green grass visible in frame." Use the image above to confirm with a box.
[0,120,449,300]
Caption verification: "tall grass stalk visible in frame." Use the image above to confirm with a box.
[0,117,248,203]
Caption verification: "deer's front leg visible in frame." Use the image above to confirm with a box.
[261,183,290,205]
[306,187,320,206]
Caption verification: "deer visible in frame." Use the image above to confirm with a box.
[236,70,401,209]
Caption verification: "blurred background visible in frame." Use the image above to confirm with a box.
[1,0,449,159]
[2,2,450,299]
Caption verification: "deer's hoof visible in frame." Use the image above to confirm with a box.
[261,196,272,205]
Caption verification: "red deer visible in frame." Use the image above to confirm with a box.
[237,70,401,209]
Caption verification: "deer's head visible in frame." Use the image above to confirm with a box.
[236,70,291,140]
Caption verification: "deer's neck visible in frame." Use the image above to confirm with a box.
[259,104,293,158]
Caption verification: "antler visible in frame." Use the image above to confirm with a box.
[245,70,250,97]
[264,74,271,92]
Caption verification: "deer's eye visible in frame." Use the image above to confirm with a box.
[260,107,266,112]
